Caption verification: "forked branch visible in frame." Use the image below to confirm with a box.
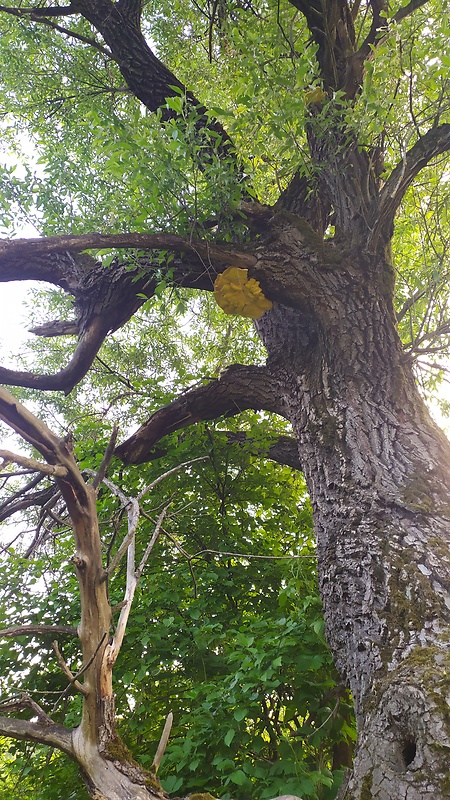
[0,235,255,392]
[370,123,450,246]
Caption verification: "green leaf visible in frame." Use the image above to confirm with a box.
[224,729,235,747]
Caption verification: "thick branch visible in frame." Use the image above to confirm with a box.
[136,431,302,470]
[0,624,78,638]
[0,482,59,523]
[0,714,73,754]
[370,123,450,245]
[0,386,65,464]
[59,0,238,161]
[0,449,68,477]
[286,0,357,93]
[392,0,430,23]
[0,231,256,266]
[0,318,106,392]
[0,235,252,392]
[0,5,77,18]
[115,364,288,464]
[224,432,302,471]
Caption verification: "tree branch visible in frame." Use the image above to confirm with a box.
[115,364,289,464]
[0,713,73,754]
[0,230,256,266]
[0,386,66,465]
[223,432,302,471]
[52,640,88,696]
[0,234,253,392]
[0,5,77,18]
[91,426,119,490]
[0,4,113,57]
[392,0,430,23]
[135,431,302,470]
[105,505,168,667]
[0,449,68,477]
[0,482,59,523]
[370,123,450,246]
[0,624,78,638]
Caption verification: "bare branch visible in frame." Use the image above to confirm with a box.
[0,449,68,477]
[105,506,168,667]
[115,365,288,465]
[152,712,173,773]
[0,624,78,638]
[0,5,77,18]
[29,320,80,338]
[104,496,139,577]
[0,713,73,754]
[0,385,66,464]
[91,425,119,490]
[135,505,168,579]
[223,432,302,471]
[52,641,88,696]
[137,456,209,500]
[0,316,106,392]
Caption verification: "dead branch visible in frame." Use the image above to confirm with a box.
[0,624,78,638]
[0,449,68,477]
[91,425,119,490]
[0,713,73,754]
[105,506,169,668]
[152,712,173,773]
[0,230,256,267]
[52,641,88,696]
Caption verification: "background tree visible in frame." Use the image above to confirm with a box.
[0,1,449,799]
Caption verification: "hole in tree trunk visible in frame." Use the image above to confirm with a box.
[401,737,417,768]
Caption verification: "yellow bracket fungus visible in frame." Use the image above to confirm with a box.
[305,87,327,105]
[213,266,272,319]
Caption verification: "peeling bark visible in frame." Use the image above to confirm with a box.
[0,387,166,800]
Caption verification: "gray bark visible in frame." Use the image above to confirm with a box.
[253,226,450,799]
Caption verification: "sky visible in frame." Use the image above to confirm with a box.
[0,282,36,366]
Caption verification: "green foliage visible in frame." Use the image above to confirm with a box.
[0,408,353,799]
[0,0,449,796]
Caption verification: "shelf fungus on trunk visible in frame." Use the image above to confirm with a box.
[213,266,272,319]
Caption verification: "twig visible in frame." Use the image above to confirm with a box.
[190,548,317,560]
[92,425,119,490]
[137,456,208,500]
[52,641,88,696]
[51,632,107,712]
[135,506,169,580]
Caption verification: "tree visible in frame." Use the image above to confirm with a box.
[0,0,449,798]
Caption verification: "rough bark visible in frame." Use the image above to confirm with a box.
[116,215,450,799]
[252,240,450,798]
[0,0,449,798]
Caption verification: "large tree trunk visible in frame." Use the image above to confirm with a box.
[255,229,450,799]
